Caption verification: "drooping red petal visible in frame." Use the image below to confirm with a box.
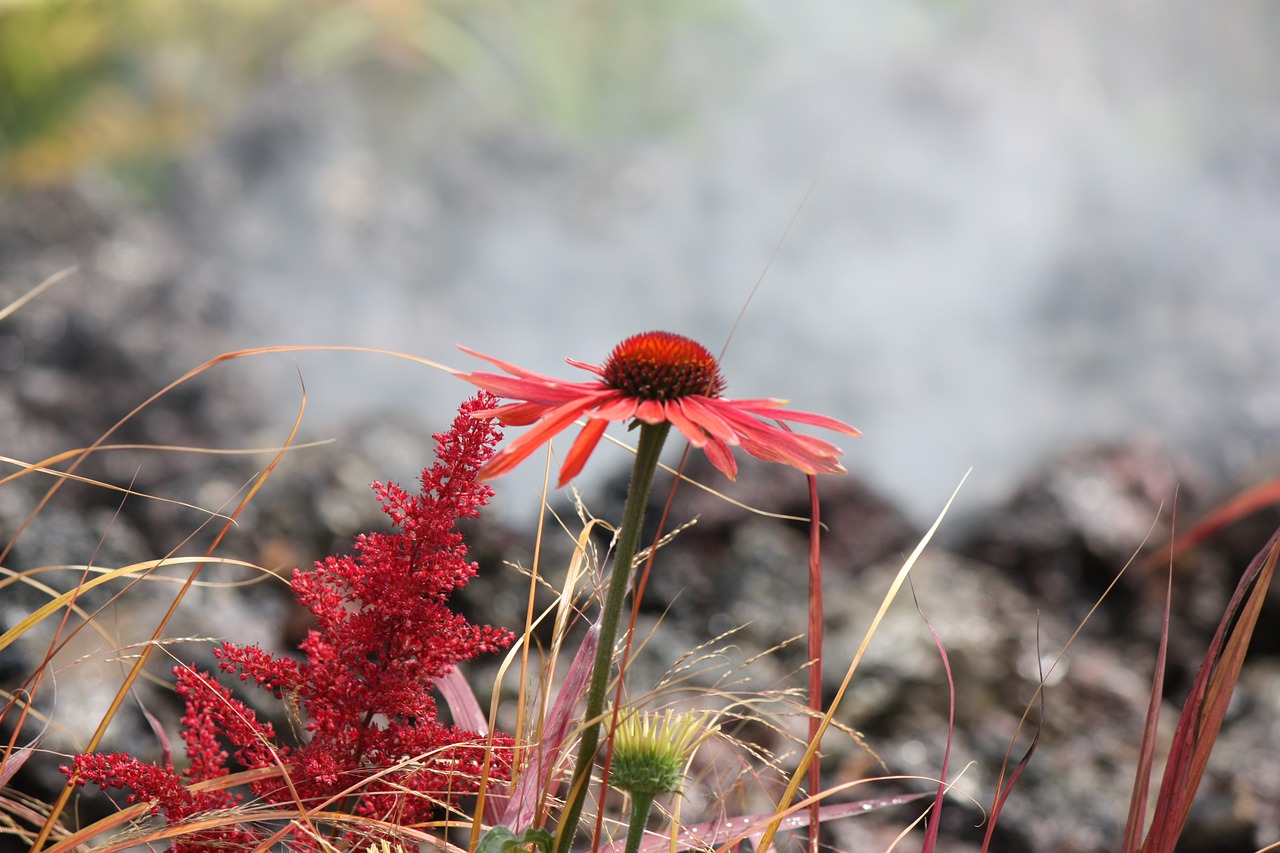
[476,401,555,426]
[675,397,739,444]
[702,438,739,480]
[663,400,710,448]
[634,399,666,424]
[726,399,862,436]
[558,418,611,486]
[478,401,594,480]
[461,370,605,406]
[715,407,849,475]
[590,396,642,422]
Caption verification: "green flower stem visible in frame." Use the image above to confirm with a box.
[555,422,670,853]
[622,792,657,853]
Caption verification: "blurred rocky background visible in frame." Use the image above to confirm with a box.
[3,1,1280,851]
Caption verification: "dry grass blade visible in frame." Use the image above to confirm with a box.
[748,469,971,853]
[0,265,75,323]
[0,557,262,654]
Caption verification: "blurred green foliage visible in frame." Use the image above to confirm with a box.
[0,0,737,190]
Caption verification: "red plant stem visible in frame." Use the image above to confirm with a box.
[805,474,822,853]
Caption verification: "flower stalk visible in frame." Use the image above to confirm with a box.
[554,421,671,853]
[622,792,658,853]
[610,708,719,853]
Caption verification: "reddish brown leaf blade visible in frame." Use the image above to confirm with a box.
[0,744,33,789]
[1121,557,1173,851]
[1142,528,1280,852]
[1147,475,1280,566]
[606,793,930,853]
[136,698,174,770]
[500,623,600,832]
[916,594,955,853]
[982,724,1041,852]
[805,471,823,853]
[439,664,489,735]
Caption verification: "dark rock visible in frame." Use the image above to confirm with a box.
[572,452,920,642]
[952,439,1213,639]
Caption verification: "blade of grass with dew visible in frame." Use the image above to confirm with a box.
[613,786,931,853]
[1139,528,1280,852]
[746,469,971,853]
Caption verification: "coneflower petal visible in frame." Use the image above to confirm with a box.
[477,401,592,480]
[459,334,857,486]
[558,419,610,487]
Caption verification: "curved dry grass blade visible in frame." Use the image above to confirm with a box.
[0,558,261,654]
[1140,529,1280,852]
[0,442,323,497]
[2,345,453,568]
[31,386,308,851]
[751,470,970,853]
[0,265,75,323]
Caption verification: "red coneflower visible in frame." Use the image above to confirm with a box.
[458,330,859,486]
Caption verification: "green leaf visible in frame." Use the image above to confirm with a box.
[476,826,555,853]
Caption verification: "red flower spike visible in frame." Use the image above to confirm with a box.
[64,395,516,847]
[458,331,860,486]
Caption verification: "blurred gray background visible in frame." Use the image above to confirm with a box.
[6,0,1280,520]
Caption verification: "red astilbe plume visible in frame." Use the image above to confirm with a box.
[66,394,516,849]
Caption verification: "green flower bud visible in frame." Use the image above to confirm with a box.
[610,709,717,797]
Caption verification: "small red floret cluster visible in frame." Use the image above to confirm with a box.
[65,394,515,850]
